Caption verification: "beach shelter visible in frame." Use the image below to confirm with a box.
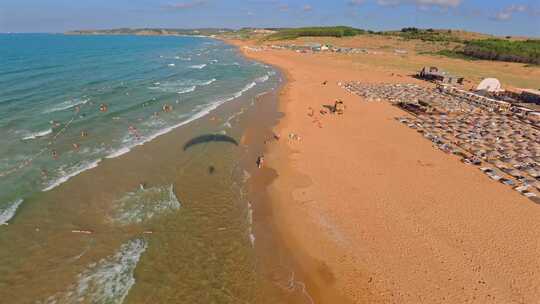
[476,78,503,93]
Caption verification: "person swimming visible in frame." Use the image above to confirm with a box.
[162,104,173,113]
[99,103,108,112]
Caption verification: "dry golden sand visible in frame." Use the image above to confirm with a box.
[228,39,540,303]
[273,35,540,89]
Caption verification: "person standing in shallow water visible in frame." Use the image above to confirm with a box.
[257,156,264,168]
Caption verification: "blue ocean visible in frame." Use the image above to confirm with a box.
[0,34,274,224]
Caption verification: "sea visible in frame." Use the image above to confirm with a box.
[0,34,311,303]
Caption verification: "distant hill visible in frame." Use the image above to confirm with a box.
[66,28,234,36]
[66,26,539,66]
[264,26,365,40]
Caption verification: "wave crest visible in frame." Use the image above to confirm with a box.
[22,128,52,140]
[43,238,147,304]
[44,98,89,114]
[0,198,24,226]
[189,64,207,69]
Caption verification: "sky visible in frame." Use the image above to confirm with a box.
[0,0,539,37]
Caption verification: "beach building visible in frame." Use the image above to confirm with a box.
[418,66,464,85]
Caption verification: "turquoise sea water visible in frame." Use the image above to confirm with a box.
[0,34,274,223]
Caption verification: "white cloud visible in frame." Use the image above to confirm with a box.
[303,4,313,11]
[415,0,461,8]
[164,1,207,10]
[492,4,528,21]
[376,0,462,9]
[278,4,289,11]
[348,0,365,5]
[376,0,401,6]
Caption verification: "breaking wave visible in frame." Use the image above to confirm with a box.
[43,98,89,114]
[148,78,215,94]
[42,159,101,192]
[189,64,207,69]
[0,198,24,226]
[177,86,196,94]
[42,238,147,304]
[199,78,216,86]
[21,128,52,140]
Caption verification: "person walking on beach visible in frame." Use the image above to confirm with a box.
[256,155,264,169]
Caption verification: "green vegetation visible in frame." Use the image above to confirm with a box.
[265,26,365,40]
[463,39,540,65]
[430,49,478,61]
[384,27,463,43]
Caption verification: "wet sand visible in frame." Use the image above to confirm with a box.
[230,40,540,303]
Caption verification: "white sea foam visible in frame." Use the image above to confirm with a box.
[247,201,255,246]
[44,98,89,114]
[149,78,214,94]
[239,82,256,95]
[167,63,176,67]
[223,107,246,129]
[189,64,207,69]
[242,169,251,183]
[105,147,131,159]
[177,86,196,94]
[142,118,167,128]
[247,201,253,225]
[44,238,147,304]
[42,159,101,192]
[21,128,52,140]
[110,185,180,225]
[0,198,24,226]
[255,75,269,83]
[199,78,216,86]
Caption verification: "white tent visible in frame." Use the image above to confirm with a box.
[476,78,503,92]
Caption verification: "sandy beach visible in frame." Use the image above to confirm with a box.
[230,39,540,303]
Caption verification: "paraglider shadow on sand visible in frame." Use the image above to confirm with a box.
[183,134,239,151]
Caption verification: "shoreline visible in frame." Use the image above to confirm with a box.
[228,39,359,303]
[228,38,540,303]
